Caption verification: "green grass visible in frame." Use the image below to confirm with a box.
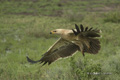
[104,11,120,23]
[0,0,120,80]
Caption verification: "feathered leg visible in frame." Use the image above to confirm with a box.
[78,42,85,56]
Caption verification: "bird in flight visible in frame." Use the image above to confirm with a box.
[27,24,101,66]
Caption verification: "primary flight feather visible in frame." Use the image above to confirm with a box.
[27,24,101,66]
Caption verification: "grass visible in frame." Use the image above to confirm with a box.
[0,0,120,80]
[104,11,120,23]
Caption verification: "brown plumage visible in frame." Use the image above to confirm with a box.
[27,24,101,66]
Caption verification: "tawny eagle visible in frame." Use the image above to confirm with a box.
[27,24,101,66]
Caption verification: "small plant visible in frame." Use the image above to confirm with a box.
[104,11,120,23]
[70,57,101,80]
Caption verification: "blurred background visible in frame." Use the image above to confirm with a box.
[0,0,120,80]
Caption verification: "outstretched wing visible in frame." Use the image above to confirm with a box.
[72,24,101,56]
[27,38,79,65]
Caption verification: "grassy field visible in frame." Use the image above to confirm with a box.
[0,0,120,80]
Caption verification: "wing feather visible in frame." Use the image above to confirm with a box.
[72,24,101,38]
[27,38,79,65]
[72,24,101,55]
[80,24,84,32]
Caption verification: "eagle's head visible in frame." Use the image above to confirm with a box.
[50,29,65,35]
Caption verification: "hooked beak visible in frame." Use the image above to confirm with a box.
[50,31,55,34]
[50,31,56,34]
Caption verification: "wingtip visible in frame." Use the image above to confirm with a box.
[72,28,77,36]
[80,24,84,32]
[80,24,83,26]
[26,54,30,62]
[26,56,38,64]
[75,24,77,26]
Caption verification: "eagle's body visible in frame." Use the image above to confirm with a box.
[60,30,75,41]
[27,24,101,65]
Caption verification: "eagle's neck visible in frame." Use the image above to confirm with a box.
[60,30,75,41]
